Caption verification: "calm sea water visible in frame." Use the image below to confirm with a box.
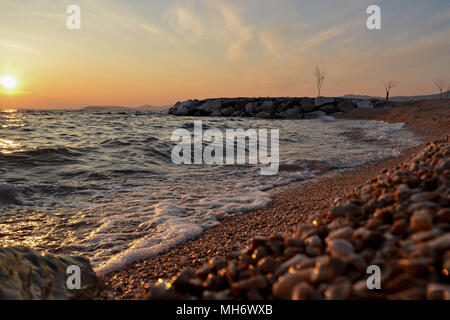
[0,108,419,274]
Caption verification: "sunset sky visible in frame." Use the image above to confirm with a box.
[0,0,449,109]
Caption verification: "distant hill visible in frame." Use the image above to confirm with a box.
[342,91,450,101]
[82,105,170,111]
[82,106,131,111]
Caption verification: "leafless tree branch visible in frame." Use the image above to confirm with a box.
[434,78,446,99]
[315,66,326,97]
[384,80,398,102]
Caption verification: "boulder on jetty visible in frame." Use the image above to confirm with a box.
[139,136,450,300]
[0,246,102,299]
[168,97,384,119]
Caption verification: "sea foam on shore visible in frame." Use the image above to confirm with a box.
[0,109,420,275]
[138,136,450,300]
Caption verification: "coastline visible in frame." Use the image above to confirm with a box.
[102,101,449,299]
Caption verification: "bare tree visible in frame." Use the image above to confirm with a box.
[385,80,398,103]
[434,78,446,99]
[315,66,326,97]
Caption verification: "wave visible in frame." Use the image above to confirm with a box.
[0,146,81,159]
[0,184,25,205]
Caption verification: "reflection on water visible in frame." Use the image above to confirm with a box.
[1,108,24,129]
[0,139,22,154]
[0,109,24,153]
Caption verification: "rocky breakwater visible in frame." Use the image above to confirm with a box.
[168,97,385,119]
[139,136,450,300]
[0,246,102,299]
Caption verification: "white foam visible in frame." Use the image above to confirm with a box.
[361,121,406,141]
[34,118,421,274]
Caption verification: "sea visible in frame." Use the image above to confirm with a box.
[0,108,420,274]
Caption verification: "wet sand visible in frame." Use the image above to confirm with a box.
[102,100,450,299]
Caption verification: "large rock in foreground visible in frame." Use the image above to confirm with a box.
[0,246,102,300]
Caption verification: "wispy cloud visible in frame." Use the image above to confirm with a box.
[164,0,253,60]
[300,23,352,52]
[258,24,308,58]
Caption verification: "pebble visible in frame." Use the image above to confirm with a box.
[330,203,361,219]
[272,269,314,299]
[134,137,450,301]
[410,210,433,232]
[327,239,354,258]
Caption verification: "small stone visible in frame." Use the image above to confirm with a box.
[257,256,281,274]
[435,208,450,224]
[326,226,353,241]
[327,239,354,258]
[397,258,434,276]
[305,235,323,256]
[221,107,235,116]
[249,236,267,249]
[314,97,335,107]
[347,254,367,272]
[291,282,320,300]
[209,257,227,271]
[311,257,334,282]
[267,240,284,255]
[275,254,309,276]
[172,269,195,290]
[410,210,433,232]
[435,159,450,173]
[395,184,411,200]
[330,203,361,219]
[255,111,272,119]
[284,238,304,248]
[259,101,275,114]
[391,219,408,235]
[204,274,225,291]
[324,280,352,300]
[272,268,314,299]
[427,234,450,252]
[251,246,267,261]
[231,275,267,292]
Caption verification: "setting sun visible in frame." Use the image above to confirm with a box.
[0,75,18,90]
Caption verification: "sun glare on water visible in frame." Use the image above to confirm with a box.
[0,75,18,90]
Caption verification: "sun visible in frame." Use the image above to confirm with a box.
[0,75,18,90]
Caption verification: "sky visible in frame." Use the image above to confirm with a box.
[0,0,449,109]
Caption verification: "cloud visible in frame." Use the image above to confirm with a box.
[258,24,308,58]
[300,23,351,52]
[164,0,253,60]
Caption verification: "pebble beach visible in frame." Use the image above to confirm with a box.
[102,100,450,299]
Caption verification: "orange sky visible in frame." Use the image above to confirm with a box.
[1,0,449,109]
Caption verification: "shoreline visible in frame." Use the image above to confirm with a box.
[102,101,449,299]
